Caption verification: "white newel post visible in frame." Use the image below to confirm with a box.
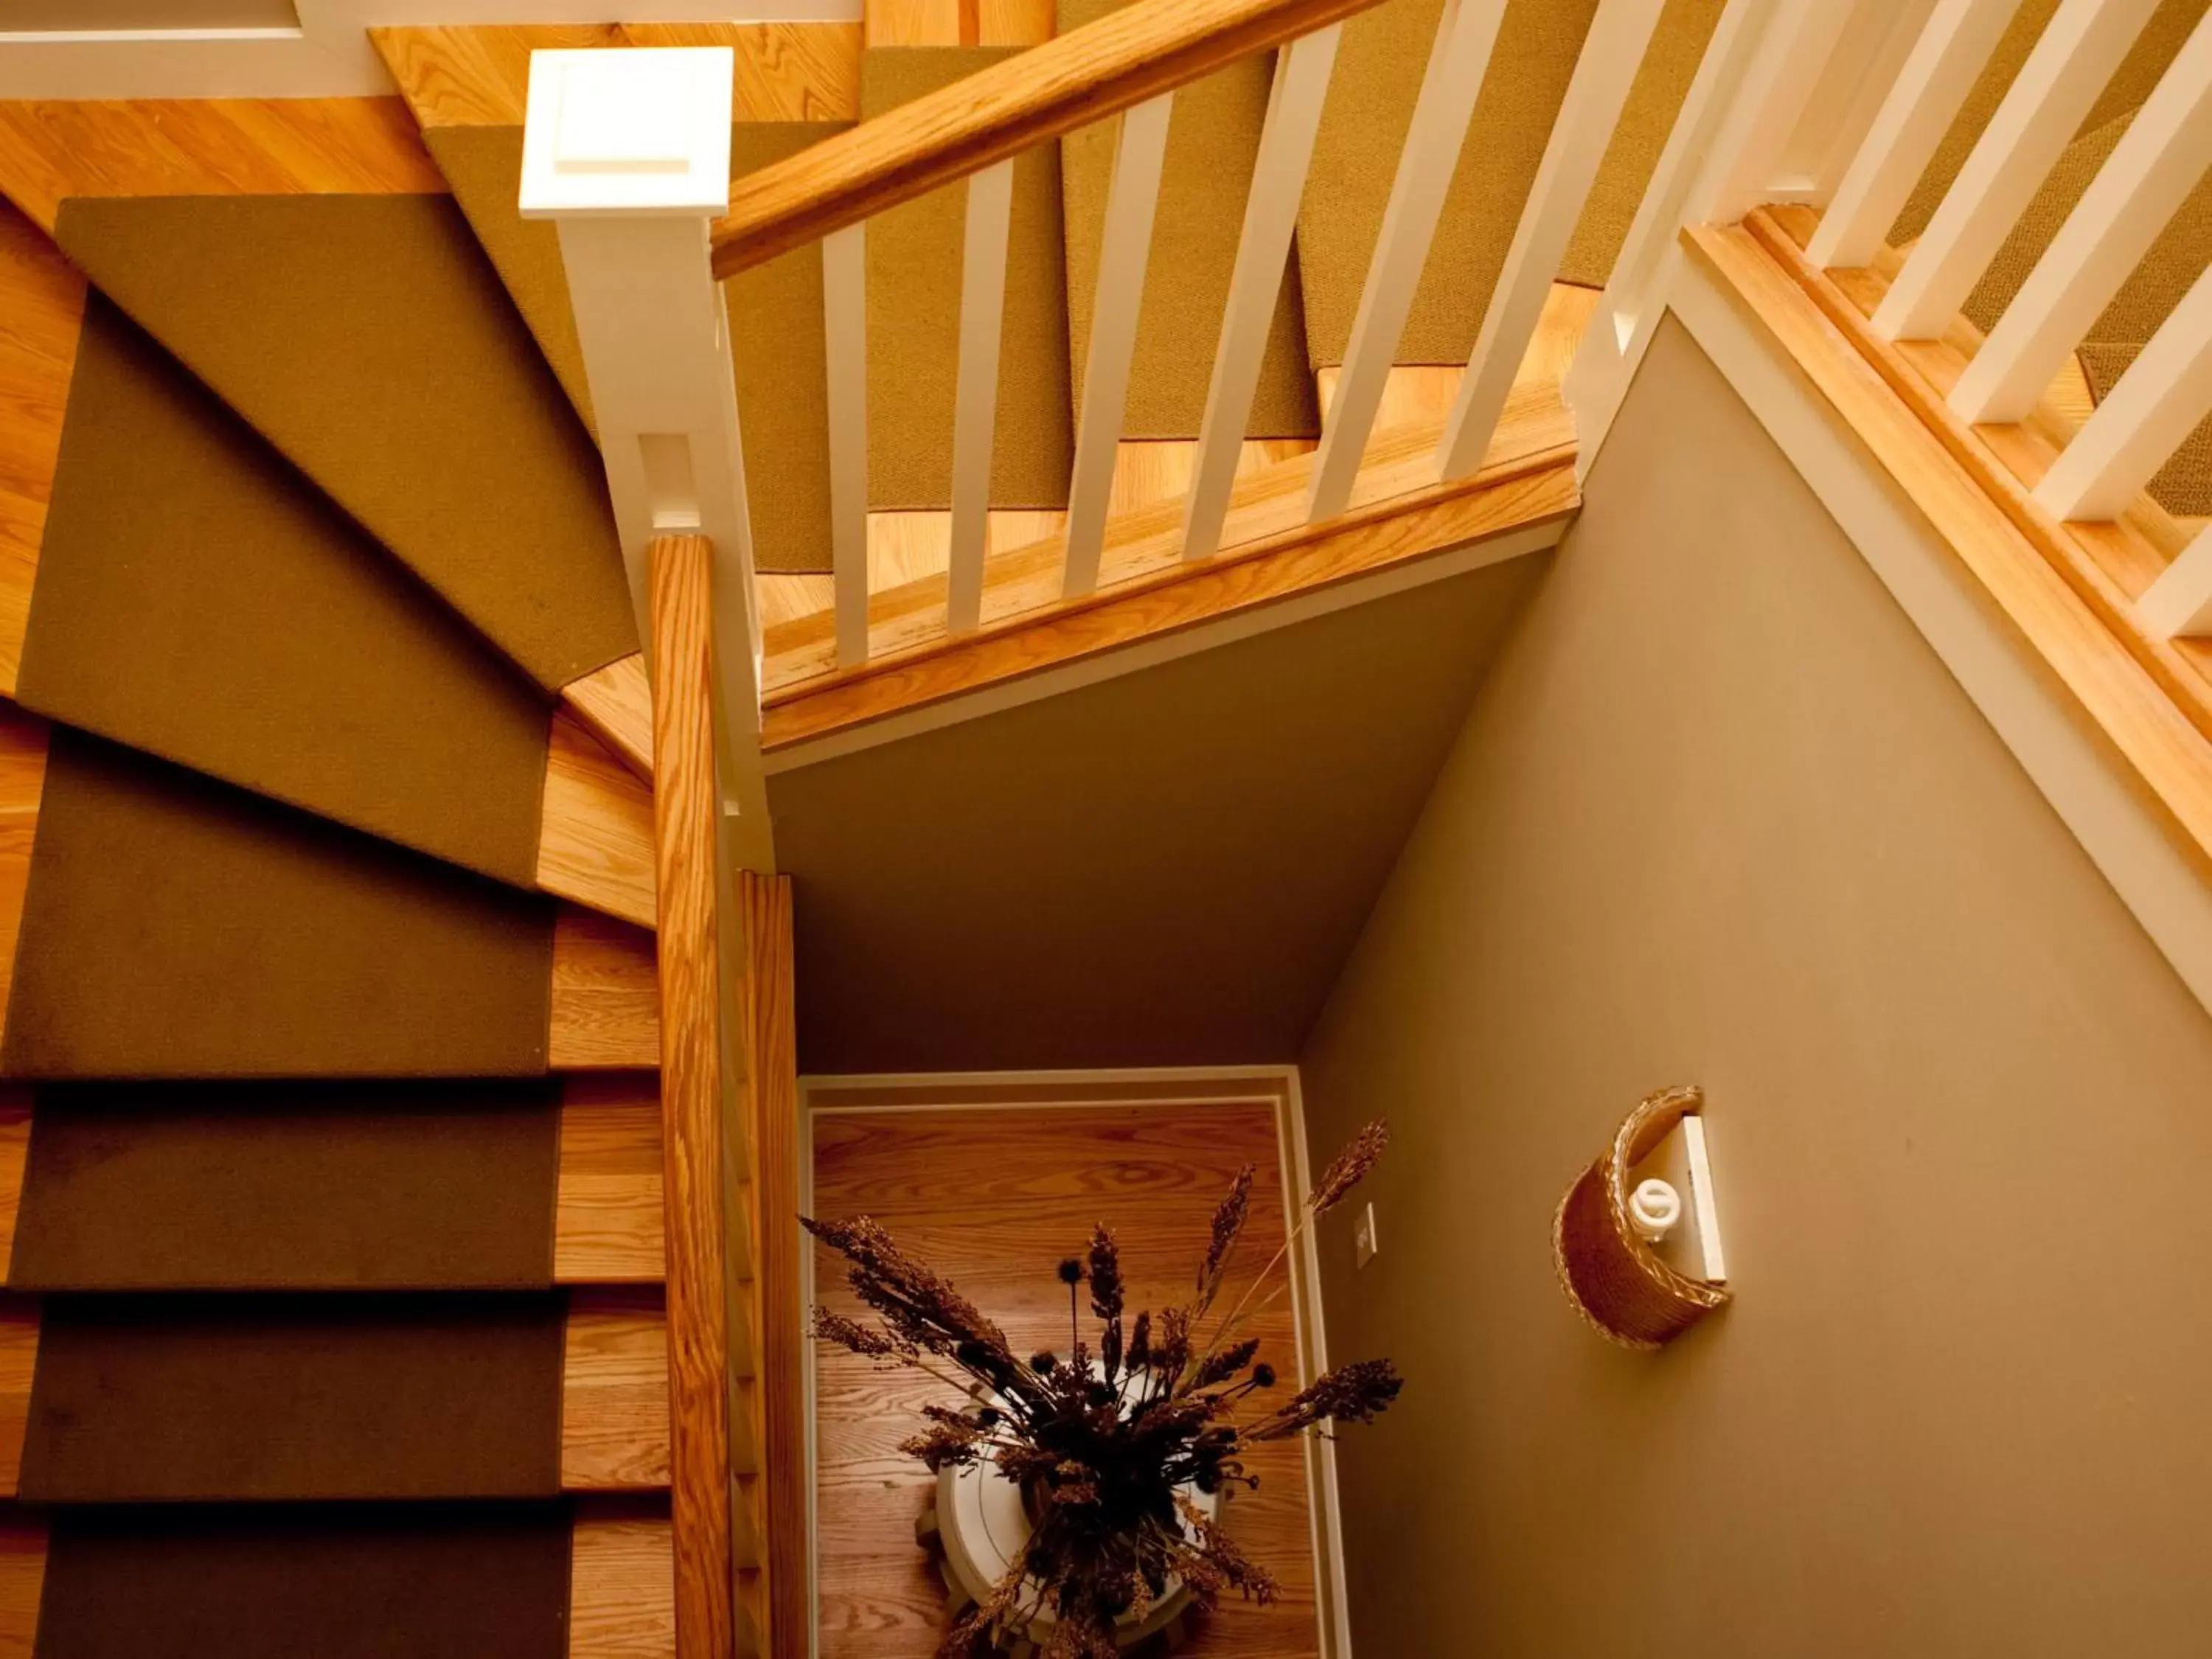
[521,46,775,872]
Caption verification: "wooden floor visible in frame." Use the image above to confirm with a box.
[810,1099,1318,1659]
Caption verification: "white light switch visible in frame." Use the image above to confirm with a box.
[1354,1202,1379,1269]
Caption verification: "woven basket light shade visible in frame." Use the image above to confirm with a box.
[1554,1085,1731,1349]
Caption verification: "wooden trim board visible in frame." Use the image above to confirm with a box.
[1745,206,2212,750]
[562,654,654,784]
[759,389,1577,751]
[1683,219,2212,877]
[734,873,803,1659]
[371,23,862,130]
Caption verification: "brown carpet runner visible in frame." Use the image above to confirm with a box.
[18,1293,565,1501]
[427,120,854,575]
[4,727,554,1079]
[52,194,635,692]
[24,293,552,888]
[37,1503,571,1659]
[864,47,1075,508]
[12,1079,563,1290]
[1293,0,1721,367]
[1058,0,1318,439]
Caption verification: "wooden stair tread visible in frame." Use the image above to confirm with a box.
[0,1290,670,1499]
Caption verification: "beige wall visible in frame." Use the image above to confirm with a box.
[1298,319,2212,1656]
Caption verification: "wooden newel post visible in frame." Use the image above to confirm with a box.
[649,532,740,1659]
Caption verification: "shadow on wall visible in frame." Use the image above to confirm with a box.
[768,555,1546,1075]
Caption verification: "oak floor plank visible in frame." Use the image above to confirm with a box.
[810,1099,1318,1659]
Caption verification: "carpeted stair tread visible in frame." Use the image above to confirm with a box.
[18,1291,565,1500]
[1058,0,1318,439]
[21,293,552,888]
[425,120,852,576]
[36,1502,571,1659]
[1295,0,1601,369]
[4,727,554,1080]
[51,193,634,692]
[863,46,1075,508]
[10,1079,563,1291]
[1559,0,1728,285]
[1295,0,1722,368]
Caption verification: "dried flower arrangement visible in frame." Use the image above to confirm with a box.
[804,1119,1401,1659]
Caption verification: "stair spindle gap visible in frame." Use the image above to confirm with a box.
[1184,23,1341,562]
[1062,92,1175,599]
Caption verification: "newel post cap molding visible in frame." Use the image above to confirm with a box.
[520,47,735,220]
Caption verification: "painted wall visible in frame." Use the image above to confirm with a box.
[772,556,1545,1074]
[1297,319,2212,1655]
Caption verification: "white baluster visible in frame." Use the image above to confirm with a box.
[1183,24,1343,562]
[1874,0,2162,341]
[1062,93,1175,598]
[2034,262,2212,521]
[1807,0,2017,269]
[1306,0,1511,523]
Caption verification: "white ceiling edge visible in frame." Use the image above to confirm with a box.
[0,0,863,99]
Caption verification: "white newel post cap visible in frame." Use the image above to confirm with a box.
[518,47,735,219]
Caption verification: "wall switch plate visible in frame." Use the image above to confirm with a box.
[1354,1201,1378,1269]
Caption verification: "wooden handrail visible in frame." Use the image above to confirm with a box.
[707,0,1385,278]
[647,531,738,1659]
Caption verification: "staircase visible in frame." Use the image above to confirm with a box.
[0,0,2088,1655]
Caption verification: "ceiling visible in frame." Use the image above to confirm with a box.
[769,552,1550,1074]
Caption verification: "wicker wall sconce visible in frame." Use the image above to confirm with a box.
[1554,1085,1729,1349]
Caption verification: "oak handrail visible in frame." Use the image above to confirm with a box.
[647,531,739,1659]
[706,0,1388,278]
